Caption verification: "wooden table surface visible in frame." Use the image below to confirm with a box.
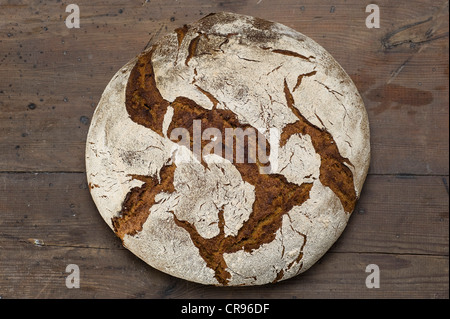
[0,0,448,299]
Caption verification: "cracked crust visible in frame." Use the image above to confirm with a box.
[86,12,370,286]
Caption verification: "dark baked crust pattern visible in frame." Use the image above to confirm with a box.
[111,16,357,285]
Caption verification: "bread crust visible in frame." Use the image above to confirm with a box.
[86,12,370,286]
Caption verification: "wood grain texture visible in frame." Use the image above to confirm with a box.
[0,0,448,298]
[0,173,448,298]
[1,243,447,299]
[0,0,448,174]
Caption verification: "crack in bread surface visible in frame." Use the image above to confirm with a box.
[112,26,357,284]
[281,80,356,213]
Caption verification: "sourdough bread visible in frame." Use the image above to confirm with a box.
[86,12,370,286]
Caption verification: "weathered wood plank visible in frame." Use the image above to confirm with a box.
[0,173,448,298]
[0,172,119,250]
[339,175,449,256]
[1,174,448,255]
[0,173,447,256]
[0,243,447,299]
[0,0,448,174]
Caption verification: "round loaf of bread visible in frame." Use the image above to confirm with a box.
[86,12,370,286]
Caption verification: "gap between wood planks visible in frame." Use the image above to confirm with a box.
[12,236,450,257]
[0,171,448,177]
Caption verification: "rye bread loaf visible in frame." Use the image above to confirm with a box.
[86,12,370,286]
